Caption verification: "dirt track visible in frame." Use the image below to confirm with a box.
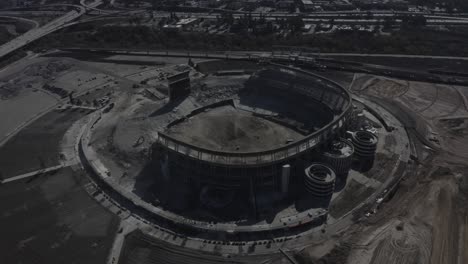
[430,185,458,264]
[320,74,468,264]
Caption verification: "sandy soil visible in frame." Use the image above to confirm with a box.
[3,53,468,264]
[0,90,57,141]
[322,73,468,264]
[0,109,92,178]
[166,105,304,152]
[0,58,76,143]
[0,167,119,264]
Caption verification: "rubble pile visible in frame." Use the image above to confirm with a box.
[192,81,242,104]
[0,81,18,100]
[24,60,73,79]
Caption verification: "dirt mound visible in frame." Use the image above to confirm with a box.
[24,60,73,79]
[191,77,245,105]
[0,81,19,100]
[166,105,303,152]
[366,79,408,98]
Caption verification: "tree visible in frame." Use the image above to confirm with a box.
[151,0,164,10]
[221,12,234,26]
[401,15,426,29]
[287,16,304,33]
[122,0,131,8]
[383,16,395,30]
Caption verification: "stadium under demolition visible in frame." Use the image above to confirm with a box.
[73,56,409,257]
[0,51,416,263]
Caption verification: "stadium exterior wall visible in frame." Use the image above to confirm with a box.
[153,64,353,191]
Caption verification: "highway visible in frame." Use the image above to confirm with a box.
[150,11,468,25]
[1,2,468,60]
[0,15,39,30]
[80,0,115,14]
[170,10,468,19]
[0,11,66,16]
[54,47,468,87]
[0,1,101,59]
[59,47,468,61]
[71,10,468,27]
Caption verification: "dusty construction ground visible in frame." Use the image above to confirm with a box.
[297,74,468,264]
[0,54,206,263]
[0,109,93,178]
[165,104,304,152]
[1,50,468,264]
[0,167,120,264]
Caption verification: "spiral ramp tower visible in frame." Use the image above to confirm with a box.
[304,163,336,205]
[321,138,354,191]
[350,130,378,171]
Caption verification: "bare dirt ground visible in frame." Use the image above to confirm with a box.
[330,56,468,74]
[307,74,468,264]
[0,58,74,141]
[0,167,119,264]
[4,52,468,264]
[0,109,92,178]
[329,179,375,219]
[166,105,304,152]
[310,70,355,89]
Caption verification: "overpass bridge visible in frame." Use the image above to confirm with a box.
[2,4,468,60]
[0,1,102,59]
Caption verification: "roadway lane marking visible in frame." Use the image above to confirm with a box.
[0,161,78,184]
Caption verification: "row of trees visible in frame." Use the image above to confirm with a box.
[31,23,468,57]
[382,14,427,30]
[216,13,305,35]
[411,0,468,12]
